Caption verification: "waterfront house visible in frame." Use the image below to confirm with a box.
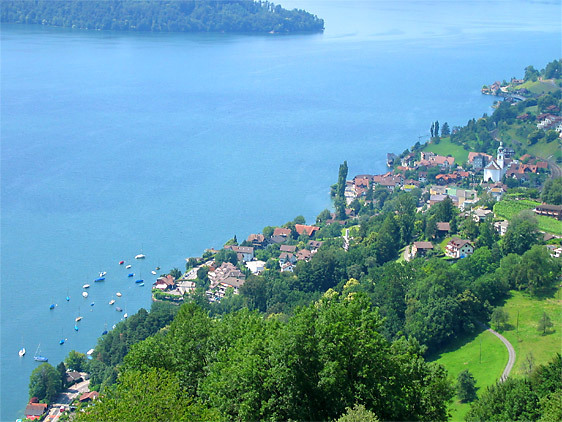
[411,241,434,258]
[25,403,47,420]
[65,370,83,385]
[295,224,319,237]
[446,238,474,258]
[153,275,176,291]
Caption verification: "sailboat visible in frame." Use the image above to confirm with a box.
[75,307,82,322]
[59,329,66,345]
[18,347,26,357]
[66,288,70,302]
[33,344,48,362]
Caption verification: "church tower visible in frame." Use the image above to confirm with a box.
[497,141,505,169]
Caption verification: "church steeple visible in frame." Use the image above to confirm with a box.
[497,141,505,169]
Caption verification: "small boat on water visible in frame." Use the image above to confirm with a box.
[59,339,65,345]
[135,279,144,284]
[139,283,145,287]
[87,348,94,355]
[155,266,160,270]
[83,284,90,289]
[74,325,79,331]
[119,260,125,265]
[99,271,107,277]
[33,344,48,362]
[94,277,105,282]
[151,270,157,275]
[66,296,70,301]
[128,273,134,277]
[49,304,55,310]
[115,307,123,312]
[90,302,95,306]
[109,299,115,305]
[135,254,146,259]
[125,264,132,269]
[19,347,26,357]
[82,292,88,298]
[124,313,128,318]
[116,292,122,297]
[75,316,82,322]
[102,330,108,335]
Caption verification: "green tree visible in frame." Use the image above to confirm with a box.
[74,368,219,422]
[56,362,67,389]
[337,404,379,422]
[316,208,331,225]
[537,312,554,335]
[501,211,541,256]
[490,308,509,331]
[515,245,560,294]
[215,248,238,266]
[457,370,477,402]
[29,363,62,403]
[65,350,86,372]
[541,178,562,205]
[169,267,182,280]
[524,65,540,81]
[441,122,450,136]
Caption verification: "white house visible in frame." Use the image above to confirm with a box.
[446,238,474,258]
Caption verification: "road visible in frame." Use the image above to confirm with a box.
[45,379,90,421]
[486,327,516,382]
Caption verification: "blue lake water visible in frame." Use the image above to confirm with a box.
[1,0,560,419]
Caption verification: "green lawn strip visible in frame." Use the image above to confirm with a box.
[422,138,469,164]
[527,139,562,160]
[429,329,508,421]
[514,80,560,95]
[494,199,562,234]
[498,289,562,378]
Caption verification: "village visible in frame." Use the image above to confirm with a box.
[150,140,561,305]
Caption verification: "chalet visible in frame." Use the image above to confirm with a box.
[488,185,506,201]
[79,391,99,403]
[280,244,297,253]
[411,241,434,258]
[418,171,428,182]
[472,207,493,222]
[65,370,83,385]
[401,152,416,167]
[25,403,48,420]
[246,233,266,248]
[153,275,176,291]
[534,204,562,220]
[436,222,450,236]
[308,240,324,252]
[429,194,448,206]
[494,220,509,236]
[295,224,320,237]
[297,249,312,261]
[279,252,297,265]
[446,238,474,258]
[273,227,292,238]
[280,262,295,272]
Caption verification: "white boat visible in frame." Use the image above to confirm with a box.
[116,292,122,297]
[135,254,145,259]
[75,316,82,322]
[99,271,107,277]
[109,299,115,305]
[83,284,90,289]
[125,264,132,269]
[123,313,128,318]
[82,292,88,298]
[151,270,157,275]
[19,347,26,357]
[86,348,95,355]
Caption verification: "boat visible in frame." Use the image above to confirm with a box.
[155,266,160,270]
[19,347,26,357]
[66,296,70,301]
[109,299,115,305]
[124,313,128,318]
[99,271,107,277]
[59,339,65,345]
[116,307,123,312]
[86,348,94,355]
[74,325,79,331]
[119,260,125,265]
[82,292,88,298]
[49,304,55,310]
[33,344,48,362]
[116,292,122,297]
[135,254,145,259]
[125,264,132,269]
[128,273,134,277]
[75,316,82,322]
[151,270,157,275]
[102,330,108,335]
[90,302,95,306]
[83,284,90,289]
[135,279,144,284]
[94,277,105,282]
[139,283,144,287]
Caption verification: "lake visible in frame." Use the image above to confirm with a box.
[1,0,560,419]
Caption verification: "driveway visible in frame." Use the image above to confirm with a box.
[45,379,90,421]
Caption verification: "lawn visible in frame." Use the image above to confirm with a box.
[499,289,562,378]
[526,139,562,161]
[513,80,560,95]
[422,137,469,164]
[429,329,508,421]
[493,199,562,235]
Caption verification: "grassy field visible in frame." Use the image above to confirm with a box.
[430,288,562,421]
[500,289,562,377]
[527,139,562,161]
[422,138,469,164]
[493,198,562,235]
[514,80,561,95]
[430,330,508,421]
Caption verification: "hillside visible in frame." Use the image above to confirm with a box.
[0,0,325,34]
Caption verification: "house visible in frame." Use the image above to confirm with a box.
[418,171,428,182]
[494,220,509,236]
[225,245,254,262]
[446,238,474,258]
[273,227,292,238]
[279,252,297,265]
[79,391,99,403]
[308,240,323,252]
[280,244,297,253]
[296,249,312,261]
[152,275,176,291]
[245,260,265,275]
[295,224,320,237]
[468,152,492,169]
[411,241,434,258]
[65,370,83,385]
[472,207,493,222]
[436,222,450,236]
[280,262,295,272]
[246,234,266,248]
[25,403,48,420]
[534,204,562,220]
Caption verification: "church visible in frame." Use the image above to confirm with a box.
[483,142,510,183]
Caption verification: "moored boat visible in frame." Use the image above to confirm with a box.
[82,292,88,298]
[119,260,125,265]
[99,272,107,277]
[102,330,108,335]
[151,270,157,275]
[135,279,144,284]
[135,254,145,259]
[83,284,90,289]
[94,277,105,282]
[125,264,132,269]
[75,316,82,322]
[115,307,123,312]
[49,304,55,310]
[18,347,26,357]
[90,302,95,306]
[139,283,145,286]
[87,348,94,355]
[74,325,79,331]
[116,292,122,297]
[128,273,134,277]
[109,299,115,305]
[33,344,48,362]
[124,313,128,318]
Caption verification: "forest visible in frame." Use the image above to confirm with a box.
[1,0,325,33]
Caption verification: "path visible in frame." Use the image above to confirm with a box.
[45,379,90,421]
[486,326,516,382]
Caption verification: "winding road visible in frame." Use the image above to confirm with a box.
[486,326,516,382]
